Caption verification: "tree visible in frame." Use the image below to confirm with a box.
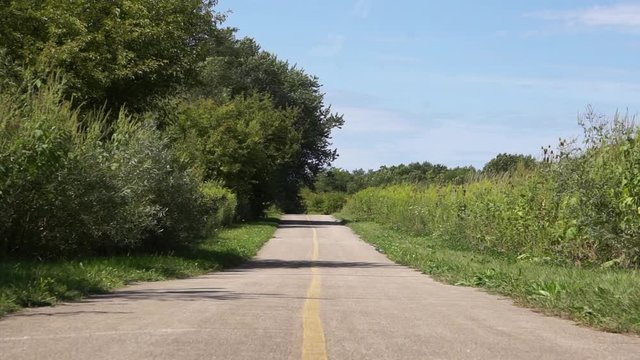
[0,0,221,110]
[194,36,344,210]
[314,168,351,193]
[168,95,300,217]
[483,153,536,174]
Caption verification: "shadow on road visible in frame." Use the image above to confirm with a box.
[81,287,322,302]
[234,259,394,270]
[10,310,133,317]
[278,219,343,229]
[84,288,255,302]
[71,261,397,303]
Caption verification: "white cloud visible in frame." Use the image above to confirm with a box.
[353,0,372,18]
[531,3,640,30]
[310,34,345,57]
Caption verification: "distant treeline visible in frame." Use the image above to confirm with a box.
[312,153,536,194]
[0,1,342,258]
[303,154,536,214]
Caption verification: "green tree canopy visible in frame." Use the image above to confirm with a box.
[312,163,478,194]
[194,36,344,210]
[483,153,537,174]
[168,95,301,217]
[0,0,221,110]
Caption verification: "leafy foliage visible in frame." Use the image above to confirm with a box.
[301,188,348,215]
[195,36,344,210]
[483,153,536,175]
[0,76,209,257]
[167,95,300,217]
[0,1,343,259]
[311,163,478,195]
[0,0,221,110]
[201,181,237,231]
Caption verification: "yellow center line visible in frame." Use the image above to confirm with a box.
[302,217,327,360]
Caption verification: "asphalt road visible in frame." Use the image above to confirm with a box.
[1,214,639,359]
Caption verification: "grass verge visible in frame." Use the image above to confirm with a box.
[343,219,640,334]
[0,218,278,316]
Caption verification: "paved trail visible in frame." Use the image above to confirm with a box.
[2,214,640,359]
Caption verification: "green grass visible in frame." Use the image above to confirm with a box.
[0,218,278,316]
[342,218,640,334]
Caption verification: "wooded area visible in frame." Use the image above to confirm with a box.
[0,0,343,258]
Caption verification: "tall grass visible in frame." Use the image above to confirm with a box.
[343,111,640,267]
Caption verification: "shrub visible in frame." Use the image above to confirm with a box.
[0,75,206,258]
[201,181,237,232]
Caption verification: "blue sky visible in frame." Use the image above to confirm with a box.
[218,0,640,170]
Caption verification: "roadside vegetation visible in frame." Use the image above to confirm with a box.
[0,219,278,316]
[0,1,341,313]
[301,188,348,215]
[303,160,482,214]
[343,221,640,333]
[0,0,341,258]
[334,109,640,333]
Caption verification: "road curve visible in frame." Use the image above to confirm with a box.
[1,214,639,359]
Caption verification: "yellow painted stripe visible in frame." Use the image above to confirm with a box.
[302,218,327,360]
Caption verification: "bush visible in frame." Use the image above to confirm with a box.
[201,181,237,232]
[108,118,207,252]
[0,75,206,258]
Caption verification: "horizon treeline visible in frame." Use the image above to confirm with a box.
[302,153,536,214]
[311,153,536,192]
[0,0,343,258]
